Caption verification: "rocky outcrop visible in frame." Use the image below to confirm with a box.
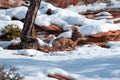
[48,74,74,80]
[44,0,103,8]
[80,0,103,5]
[82,10,120,24]
[76,30,120,47]
[0,0,106,9]
[35,24,63,33]
[44,0,79,8]
[0,0,27,8]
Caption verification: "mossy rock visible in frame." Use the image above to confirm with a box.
[1,24,22,41]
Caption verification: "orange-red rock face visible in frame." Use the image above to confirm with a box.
[45,0,79,8]
[81,0,102,5]
[76,30,120,47]
[44,0,103,8]
[0,0,26,8]
[0,0,104,9]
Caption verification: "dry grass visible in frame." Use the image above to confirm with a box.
[0,65,24,80]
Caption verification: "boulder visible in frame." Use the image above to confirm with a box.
[0,0,27,8]
[48,74,74,80]
[81,0,103,5]
[38,24,63,33]
[76,30,120,47]
[44,0,79,8]
[44,0,103,8]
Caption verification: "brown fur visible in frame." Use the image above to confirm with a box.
[71,26,82,42]
[52,37,75,51]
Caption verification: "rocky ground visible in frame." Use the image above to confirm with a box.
[1,1,120,52]
[0,1,120,79]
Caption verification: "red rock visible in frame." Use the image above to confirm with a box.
[114,20,120,24]
[45,0,79,8]
[76,30,120,47]
[81,0,102,5]
[48,74,74,80]
[40,24,63,33]
[44,0,103,8]
[0,0,27,8]
[109,11,120,23]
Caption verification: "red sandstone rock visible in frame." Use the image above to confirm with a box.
[40,24,63,32]
[76,30,120,47]
[0,0,105,9]
[44,0,103,8]
[48,74,74,80]
[81,0,102,5]
[44,0,79,8]
[0,0,27,8]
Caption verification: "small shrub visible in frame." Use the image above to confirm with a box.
[0,65,24,80]
[1,24,22,41]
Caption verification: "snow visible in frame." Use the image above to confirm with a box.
[66,0,120,13]
[37,38,50,47]
[66,3,107,13]
[0,1,119,33]
[35,14,51,26]
[94,15,113,20]
[36,7,85,30]
[40,1,57,14]
[57,29,73,38]
[0,41,11,48]
[47,68,69,75]
[10,38,21,44]
[0,0,120,80]
[95,12,112,16]
[80,20,120,36]
[109,0,120,8]
[0,44,120,80]
[5,6,28,20]
[66,5,87,13]
[0,14,11,21]
[106,41,120,48]
[87,3,107,11]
